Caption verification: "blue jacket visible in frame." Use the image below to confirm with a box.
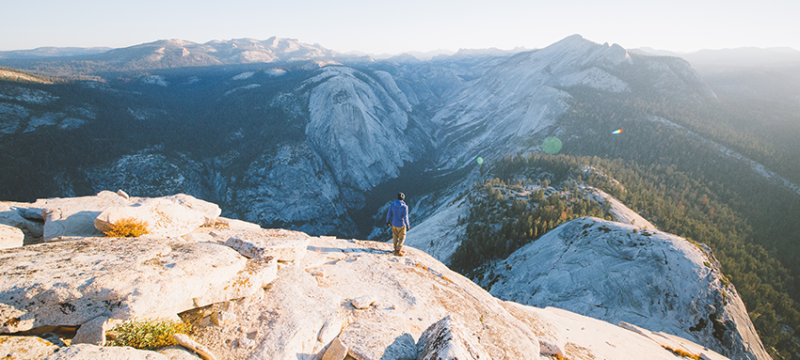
[386,200,410,229]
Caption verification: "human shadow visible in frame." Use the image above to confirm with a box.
[307,245,393,255]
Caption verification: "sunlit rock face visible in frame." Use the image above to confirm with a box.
[304,66,414,191]
[481,217,769,360]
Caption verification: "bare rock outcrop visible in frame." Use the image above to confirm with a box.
[222,231,310,262]
[484,217,768,360]
[0,237,276,333]
[38,190,131,241]
[95,194,221,238]
[0,193,738,360]
[416,315,490,360]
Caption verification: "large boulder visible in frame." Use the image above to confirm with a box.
[39,191,131,241]
[0,224,24,249]
[95,194,221,238]
[0,237,276,333]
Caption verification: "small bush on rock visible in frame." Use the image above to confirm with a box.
[103,218,149,237]
[661,345,700,359]
[106,319,192,350]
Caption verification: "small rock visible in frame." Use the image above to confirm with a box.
[0,335,59,360]
[224,234,309,262]
[318,317,344,344]
[72,316,117,346]
[173,333,217,360]
[309,268,325,277]
[16,206,44,221]
[0,224,24,249]
[321,337,348,360]
[116,190,130,200]
[237,337,257,349]
[210,311,236,326]
[43,343,168,359]
[157,345,203,360]
[351,296,376,310]
[213,217,262,231]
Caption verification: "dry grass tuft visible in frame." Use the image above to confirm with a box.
[106,319,191,350]
[662,345,701,359]
[103,218,149,237]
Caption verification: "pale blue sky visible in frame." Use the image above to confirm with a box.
[2,0,798,53]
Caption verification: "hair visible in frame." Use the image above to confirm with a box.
[397,192,405,200]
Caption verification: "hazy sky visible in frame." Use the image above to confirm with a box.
[2,0,798,54]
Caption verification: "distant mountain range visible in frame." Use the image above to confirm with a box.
[0,46,111,59]
[631,46,800,67]
[2,34,800,359]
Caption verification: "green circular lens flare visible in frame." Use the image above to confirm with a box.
[476,157,484,165]
[542,137,562,154]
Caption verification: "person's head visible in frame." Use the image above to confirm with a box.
[397,192,405,201]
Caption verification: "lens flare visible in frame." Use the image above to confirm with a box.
[476,157,484,165]
[542,137,563,154]
[612,129,623,134]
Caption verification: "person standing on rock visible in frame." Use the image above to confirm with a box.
[386,192,411,256]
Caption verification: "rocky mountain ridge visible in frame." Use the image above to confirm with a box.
[0,191,737,360]
[1,34,797,358]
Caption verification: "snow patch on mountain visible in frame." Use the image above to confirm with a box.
[141,75,168,86]
[482,217,769,360]
[224,84,261,96]
[0,103,29,135]
[59,117,86,130]
[0,85,58,104]
[24,112,62,132]
[265,68,287,77]
[231,71,255,80]
[127,107,167,121]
